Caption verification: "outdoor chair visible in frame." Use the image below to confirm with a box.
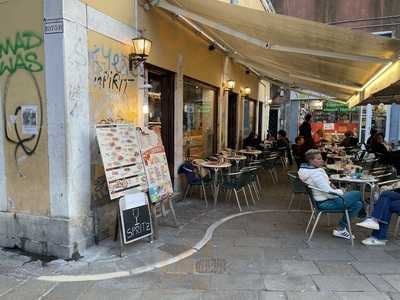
[304,185,354,245]
[262,156,279,183]
[221,171,249,211]
[277,146,288,168]
[178,161,210,207]
[240,166,259,204]
[287,171,308,209]
[248,160,263,191]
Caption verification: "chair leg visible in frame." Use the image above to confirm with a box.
[269,170,276,184]
[394,215,400,238]
[247,185,256,205]
[308,212,322,242]
[288,193,295,210]
[242,188,250,208]
[252,182,260,200]
[344,210,354,246]
[182,184,190,201]
[305,209,315,234]
[256,175,262,191]
[233,189,242,212]
[201,182,208,208]
[168,197,178,227]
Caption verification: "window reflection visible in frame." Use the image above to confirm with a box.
[183,79,216,159]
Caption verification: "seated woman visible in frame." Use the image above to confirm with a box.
[243,131,260,149]
[357,190,400,245]
[298,149,363,240]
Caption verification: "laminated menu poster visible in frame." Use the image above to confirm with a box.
[137,127,173,203]
[96,124,148,200]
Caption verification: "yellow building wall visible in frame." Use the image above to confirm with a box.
[88,30,139,208]
[0,0,49,215]
[140,7,225,87]
[80,0,135,27]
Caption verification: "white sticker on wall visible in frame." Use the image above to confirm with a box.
[21,105,38,135]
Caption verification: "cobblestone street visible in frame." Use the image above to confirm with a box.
[2,170,400,299]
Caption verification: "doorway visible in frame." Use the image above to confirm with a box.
[227,91,238,149]
[269,108,279,138]
[146,65,175,177]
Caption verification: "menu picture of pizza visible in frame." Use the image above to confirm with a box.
[96,124,148,200]
[137,128,173,203]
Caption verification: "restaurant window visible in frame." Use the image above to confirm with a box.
[243,97,256,138]
[183,78,217,159]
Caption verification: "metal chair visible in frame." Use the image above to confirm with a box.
[304,185,354,245]
[178,161,210,207]
[287,172,307,209]
[376,178,400,238]
[221,171,249,211]
[262,156,279,183]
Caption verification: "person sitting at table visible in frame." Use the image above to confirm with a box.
[298,149,363,240]
[313,129,325,146]
[277,130,293,165]
[357,190,400,246]
[366,128,378,150]
[243,131,260,149]
[340,130,358,148]
[292,136,306,169]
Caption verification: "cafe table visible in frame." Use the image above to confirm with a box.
[326,163,359,173]
[200,160,232,207]
[223,154,247,165]
[330,173,378,213]
[239,149,262,159]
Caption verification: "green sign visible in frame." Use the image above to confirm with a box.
[323,101,358,113]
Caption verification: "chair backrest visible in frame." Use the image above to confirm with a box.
[287,172,307,193]
[178,161,201,184]
[304,185,319,210]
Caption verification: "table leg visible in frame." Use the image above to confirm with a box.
[213,169,219,207]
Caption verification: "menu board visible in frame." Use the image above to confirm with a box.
[96,124,148,200]
[137,128,173,203]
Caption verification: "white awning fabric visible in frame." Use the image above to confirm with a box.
[158,0,400,107]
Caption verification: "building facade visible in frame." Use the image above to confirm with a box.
[0,0,270,257]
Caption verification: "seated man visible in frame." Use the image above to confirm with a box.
[298,149,363,240]
[357,191,400,245]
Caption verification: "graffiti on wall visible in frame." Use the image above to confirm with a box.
[0,31,43,76]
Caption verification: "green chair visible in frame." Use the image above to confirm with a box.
[305,185,354,246]
[221,171,249,211]
[287,171,307,209]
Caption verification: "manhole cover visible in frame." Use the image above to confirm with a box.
[195,257,226,274]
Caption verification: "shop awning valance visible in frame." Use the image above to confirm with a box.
[157,0,400,107]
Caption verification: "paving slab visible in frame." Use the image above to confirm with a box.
[334,291,391,300]
[351,261,400,274]
[0,274,23,296]
[42,282,95,300]
[263,274,317,292]
[286,291,339,300]
[364,274,398,292]
[312,275,377,292]
[258,291,287,300]
[0,279,55,300]
[202,290,259,300]
[316,262,358,275]
[299,249,354,261]
[264,247,301,260]
[141,288,203,300]
[348,249,398,262]
[210,274,264,290]
[156,273,210,290]
[381,275,400,292]
[280,260,321,276]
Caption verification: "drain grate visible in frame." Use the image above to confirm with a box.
[195,257,226,274]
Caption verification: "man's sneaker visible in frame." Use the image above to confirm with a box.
[361,236,387,246]
[332,228,354,240]
[356,218,379,230]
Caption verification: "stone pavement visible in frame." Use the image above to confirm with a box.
[2,169,400,299]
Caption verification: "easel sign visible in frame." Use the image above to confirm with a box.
[119,192,153,244]
[137,127,173,203]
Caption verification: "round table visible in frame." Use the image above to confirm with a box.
[326,163,359,173]
[330,174,378,214]
[223,155,247,164]
[239,149,262,159]
[200,161,232,206]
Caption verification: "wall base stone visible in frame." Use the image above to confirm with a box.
[0,212,94,258]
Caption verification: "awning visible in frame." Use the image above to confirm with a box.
[360,80,400,105]
[157,0,400,107]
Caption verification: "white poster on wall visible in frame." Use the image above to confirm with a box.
[21,105,38,135]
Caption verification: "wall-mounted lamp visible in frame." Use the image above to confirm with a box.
[243,87,251,96]
[224,79,236,91]
[267,99,273,105]
[129,36,152,71]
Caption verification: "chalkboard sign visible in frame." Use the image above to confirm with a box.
[119,192,153,244]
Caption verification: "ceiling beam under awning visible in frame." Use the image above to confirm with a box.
[158,0,392,64]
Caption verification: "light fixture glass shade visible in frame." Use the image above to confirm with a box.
[143,104,149,114]
[267,99,273,104]
[132,37,152,58]
[244,87,251,95]
[226,80,235,90]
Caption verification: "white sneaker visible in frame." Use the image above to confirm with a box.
[356,218,380,230]
[361,236,387,246]
[332,228,354,240]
